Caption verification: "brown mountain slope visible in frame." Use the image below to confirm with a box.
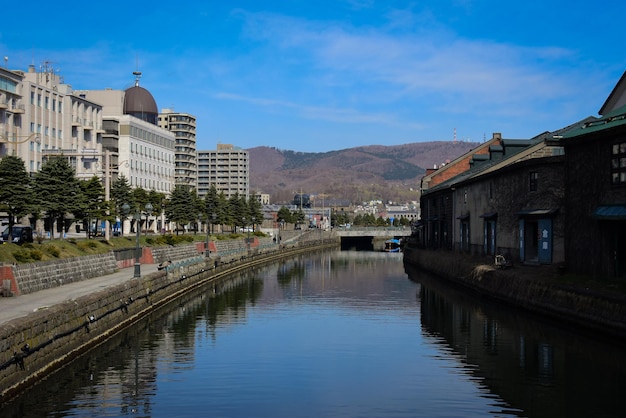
[248,141,479,204]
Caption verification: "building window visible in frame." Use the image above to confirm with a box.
[529,172,538,191]
[611,142,626,184]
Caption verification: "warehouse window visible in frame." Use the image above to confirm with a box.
[611,142,626,184]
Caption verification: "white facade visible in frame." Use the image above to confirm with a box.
[115,115,175,194]
[79,88,176,195]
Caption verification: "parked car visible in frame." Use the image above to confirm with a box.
[1,225,34,244]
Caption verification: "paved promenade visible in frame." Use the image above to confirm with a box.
[0,263,160,326]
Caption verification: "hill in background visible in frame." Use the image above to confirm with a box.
[248,141,479,204]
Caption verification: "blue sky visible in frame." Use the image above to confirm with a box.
[2,1,625,152]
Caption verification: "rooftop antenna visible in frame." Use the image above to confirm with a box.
[133,54,142,86]
[133,70,142,87]
[3,56,7,68]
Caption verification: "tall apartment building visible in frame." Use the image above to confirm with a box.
[1,63,105,180]
[158,108,197,189]
[197,144,249,199]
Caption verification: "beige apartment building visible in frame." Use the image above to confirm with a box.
[0,67,27,159]
[197,144,249,199]
[1,63,105,180]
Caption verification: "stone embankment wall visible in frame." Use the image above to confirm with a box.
[5,244,207,296]
[0,256,210,401]
[403,247,626,339]
[2,237,285,297]
[12,254,118,295]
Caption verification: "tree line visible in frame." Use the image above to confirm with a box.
[0,156,264,241]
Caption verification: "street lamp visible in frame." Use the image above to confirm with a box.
[122,202,153,278]
[0,132,40,156]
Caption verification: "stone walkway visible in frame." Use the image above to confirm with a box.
[0,263,160,326]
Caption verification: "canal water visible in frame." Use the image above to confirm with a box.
[2,250,625,417]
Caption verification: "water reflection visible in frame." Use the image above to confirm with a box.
[407,263,626,418]
[0,272,264,418]
[3,251,624,417]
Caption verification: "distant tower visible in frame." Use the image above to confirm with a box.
[453,128,457,144]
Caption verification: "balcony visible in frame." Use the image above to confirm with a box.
[10,103,25,114]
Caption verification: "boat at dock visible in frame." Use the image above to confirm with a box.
[384,238,402,252]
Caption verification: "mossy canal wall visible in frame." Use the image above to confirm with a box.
[403,247,626,340]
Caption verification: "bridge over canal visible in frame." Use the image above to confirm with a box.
[334,227,411,251]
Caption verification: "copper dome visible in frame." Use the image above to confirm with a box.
[123,85,158,125]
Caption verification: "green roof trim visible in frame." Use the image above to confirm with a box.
[564,104,626,138]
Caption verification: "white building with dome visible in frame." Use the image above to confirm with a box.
[78,75,176,196]
[77,74,176,236]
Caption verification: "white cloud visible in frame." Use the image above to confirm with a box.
[237,10,592,111]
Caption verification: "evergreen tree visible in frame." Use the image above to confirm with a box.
[148,189,167,232]
[130,187,149,209]
[292,208,306,227]
[276,206,292,226]
[248,195,264,231]
[75,176,106,238]
[216,191,229,232]
[33,157,80,239]
[204,184,219,228]
[192,189,204,233]
[110,175,133,234]
[228,192,246,230]
[0,156,34,242]
[166,184,195,234]
[239,193,251,227]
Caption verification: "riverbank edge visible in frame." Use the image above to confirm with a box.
[403,246,626,341]
[0,240,340,402]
